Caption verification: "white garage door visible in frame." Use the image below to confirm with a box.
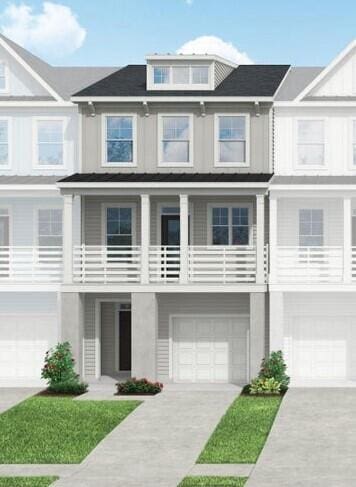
[285,316,356,385]
[172,315,249,384]
[0,314,58,386]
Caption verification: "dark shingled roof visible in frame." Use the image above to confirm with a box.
[59,173,273,184]
[73,65,290,98]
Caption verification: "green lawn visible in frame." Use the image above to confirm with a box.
[179,477,247,487]
[0,478,58,487]
[0,397,140,464]
[198,395,281,464]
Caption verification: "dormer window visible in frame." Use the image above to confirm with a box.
[0,62,8,92]
[192,66,209,84]
[172,66,189,84]
[154,66,170,84]
[152,64,210,88]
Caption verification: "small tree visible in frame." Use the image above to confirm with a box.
[42,342,78,387]
[259,350,290,388]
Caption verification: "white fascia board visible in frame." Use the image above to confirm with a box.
[146,54,238,68]
[0,101,74,107]
[0,37,64,102]
[275,101,356,107]
[295,40,356,102]
[270,184,356,191]
[0,284,60,292]
[71,96,273,103]
[61,284,267,293]
[0,184,59,192]
[57,181,270,190]
[269,283,356,293]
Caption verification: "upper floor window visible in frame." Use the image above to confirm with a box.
[38,209,62,247]
[154,66,170,84]
[0,119,9,166]
[35,119,64,167]
[152,65,210,87]
[0,62,8,92]
[104,115,136,166]
[159,115,192,166]
[299,209,323,247]
[211,206,250,245]
[297,120,325,166]
[215,114,249,166]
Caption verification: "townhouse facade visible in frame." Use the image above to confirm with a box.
[1,34,356,388]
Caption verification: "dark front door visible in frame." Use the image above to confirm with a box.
[119,310,131,371]
[161,215,181,279]
[161,215,180,246]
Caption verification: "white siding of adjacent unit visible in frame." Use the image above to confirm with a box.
[310,51,356,97]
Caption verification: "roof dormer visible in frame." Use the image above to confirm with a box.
[146,54,236,91]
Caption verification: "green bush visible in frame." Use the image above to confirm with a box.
[117,378,163,395]
[259,350,290,388]
[250,377,281,395]
[48,379,88,395]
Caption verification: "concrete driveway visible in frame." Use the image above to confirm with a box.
[247,388,356,487]
[0,388,40,414]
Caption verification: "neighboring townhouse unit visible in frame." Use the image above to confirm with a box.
[0,34,117,386]
[58,55,289,385]
[271,40,356,386]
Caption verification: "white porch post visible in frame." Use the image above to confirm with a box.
[256,194,265,284]
[269,196,277,283]
[63,193,73,284]
[269,291,284,352]
[180,194,189,284]
[343,197,352,283]
[141,194,150,284]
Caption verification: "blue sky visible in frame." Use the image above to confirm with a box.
[0,0,356,66]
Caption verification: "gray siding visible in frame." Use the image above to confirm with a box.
[214,61,234,88]
[81,102,270,174]
[100,302,116,376]
[156,293,250,381]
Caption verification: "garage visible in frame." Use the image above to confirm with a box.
[284,316,356,385]
[171,315,249,384]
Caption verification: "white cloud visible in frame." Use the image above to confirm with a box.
[0,2,86,58]
[177,35,253,65]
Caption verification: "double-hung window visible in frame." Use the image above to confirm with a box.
[106,207,133,247]
[211,206,250,245]
[153,66,170,84]
[297,120,325,166]
[192,66,209,84]
[0,119,9,166]
[0,62,7,92]
[215,115,249,166]
[38,209,63,247]
[160,115,192,165]
[104,115,135,165]
[299,209,323,247]
[35,119,64,167]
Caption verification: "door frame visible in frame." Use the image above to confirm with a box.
[168,313,250,383]
[0,206,12,246]
[114,303,132,373]
[156,202,193,245]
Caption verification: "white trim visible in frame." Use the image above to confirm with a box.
[32,117,67,170]
[146,53,237,68]
[275,101,356,107]
[0,36,63,101]
[62,283,267,293]
[214,113,250,167]
[0,101,73,107]
[71,96,274,103]
[58,181,270,190]
[157,113,194,167]
[101,202,137,246]
[0,117,12,169]
[294,117,328,171]
[0,61,9,94]
[148,64,213,91]
[101,113,137,167]
[156,201,194,245]
[207,202,253,245]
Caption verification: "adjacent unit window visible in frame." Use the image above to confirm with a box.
[297,120,325,166]
[211,207,250,245]
[299,209,323,246]
[352,120,356,165]
[215,115,248,166]
[38,209,63,246]
[106,207,133,246]
[192,65,209,84]
[153,66,170,84]
[160,115,191,165]
[0,119,9,166]
[105,115,135,165]
[0,62,7,92]
[35,119,64,166]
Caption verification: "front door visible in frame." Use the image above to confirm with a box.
[161,215,181,279]
[119,309,131,371]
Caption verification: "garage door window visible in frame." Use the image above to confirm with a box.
[211,206,250,245]
[299,209,323,246]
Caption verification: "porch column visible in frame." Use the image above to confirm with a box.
[249,293,266,379]
[256,194,265,284]
[180,194,189,284]
[269,196,277,283]
[343,197,352,283]
[141,194,150,284]
[63,194,73,284]
[269,291,284,352]
[60,292,83,376]
[131,292,157,379]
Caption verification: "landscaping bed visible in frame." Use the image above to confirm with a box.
[179,477,247,487]
[0,397,140,463]
[198,395,282,464]
[0,478,58,487]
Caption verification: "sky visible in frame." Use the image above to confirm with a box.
[0,0,355,67]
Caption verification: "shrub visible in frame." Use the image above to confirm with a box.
[259,350,290,388]
[48,379,88,395]
[250,377,281,395]
[117,377,163,395]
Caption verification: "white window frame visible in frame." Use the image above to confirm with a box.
[0,61,9,94]
[101,113,137,167]
[214,113,250,167]
[298,208,324,247]
[32,117,66,169]
[0,117,11,169]
[294,118,327,170]
[101,203,137,246]
[158,113,194,167]
[207,203,253,246]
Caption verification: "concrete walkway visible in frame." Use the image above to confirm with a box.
[0,388,41,414]
[247,388,356,487]
[54,389,238,487]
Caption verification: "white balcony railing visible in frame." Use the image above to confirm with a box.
[149,246,181,283]
[0,246,63,283]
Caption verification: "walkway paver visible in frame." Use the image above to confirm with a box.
[53,389,238,487]
[189,464,254,477]
[0,388,41,414]
[246,388,356,487]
